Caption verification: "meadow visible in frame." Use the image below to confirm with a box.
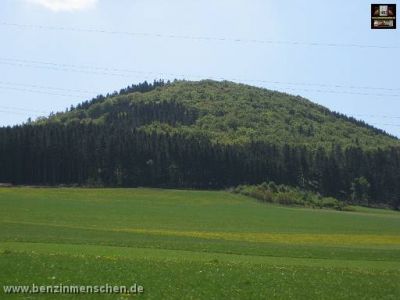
[0,188,399,299]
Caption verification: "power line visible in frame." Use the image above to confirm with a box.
[1,58,400,98]
[0,58,150,76]
[1,78,399,100]
[264,81,400,92]
[0,92,400,129]
[0,84,400,125]
[0,60,135,78]
[0,108,398,130]
[370,123,400,128]
[268,87,400,98]
[3,56,400,92]
[0,109,39,116]
[0,81,95,94]
[1,21,399,50]
[0,105,47,114]
[0,106,399,128]
[0,85,87,98]
[352,114,400,119]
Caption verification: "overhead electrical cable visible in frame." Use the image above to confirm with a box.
[1,21,399,49]
[1,58,400,98]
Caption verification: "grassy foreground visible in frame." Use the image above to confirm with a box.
[0,188,399,299]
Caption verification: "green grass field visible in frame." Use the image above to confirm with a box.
[0,188,399,299]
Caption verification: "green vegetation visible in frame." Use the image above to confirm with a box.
[1,188,399,299]
[2,80,400,208]
[45,80,399,149]
[233,182,348,210]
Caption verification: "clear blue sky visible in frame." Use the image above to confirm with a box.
[1,0,399,136]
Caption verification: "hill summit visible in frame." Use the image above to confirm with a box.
[44,80,399,150]
[1,80,399,208]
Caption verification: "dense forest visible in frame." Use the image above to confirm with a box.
[41,80,399,149]
[0,80,399,209]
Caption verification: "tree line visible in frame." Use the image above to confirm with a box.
[0,122,399,209]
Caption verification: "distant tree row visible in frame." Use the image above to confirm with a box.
[0,122,399,209]
[72,79,167,111]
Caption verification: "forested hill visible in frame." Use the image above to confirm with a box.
[1,80,400,209]
[41,80,399,150]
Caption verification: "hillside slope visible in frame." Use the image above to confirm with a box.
[44,80,399,149]
[2,80,400,208]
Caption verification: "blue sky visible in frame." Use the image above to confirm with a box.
[1,0,399,136]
